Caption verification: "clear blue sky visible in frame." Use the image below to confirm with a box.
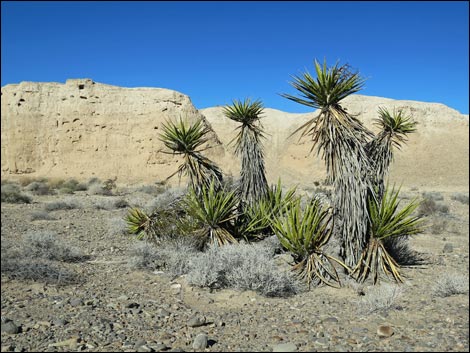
[2,1,469,114]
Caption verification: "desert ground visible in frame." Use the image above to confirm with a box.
[1,179,468,352]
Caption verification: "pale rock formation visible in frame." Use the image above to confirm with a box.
[1,79,468,191]
[1,79,225,185]
[201,95,469,191]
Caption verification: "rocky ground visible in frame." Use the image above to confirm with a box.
[1,185,469,352]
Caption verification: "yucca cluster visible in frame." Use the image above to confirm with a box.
[125,59,424,288]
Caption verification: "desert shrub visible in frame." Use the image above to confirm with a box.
[128,242,163,270]
[1,238,82,285]
[23,231,85,262]
[418,198,449,216]
[108,216,129,237]
[25,181,53,195]
[145,187,186,212]
[451,193,469,205]
[89,183,113,196]
[1,183,32,204]
[114,198,129,209]
[422,191,444,201]
[358,283,404,314]
[30,211,56,221]
[430,219,448,234]
[187,243,300,297]
[87,177,101,186]
[94,198,128,210]
[44,198,80,211]
[128,236,199,277]
[58,187,75,195]
[47,178,66,190]
[432,273,469,297]
[1,256,80,285]
[137,184,166,196]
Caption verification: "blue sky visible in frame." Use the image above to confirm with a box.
[2,1,469,114]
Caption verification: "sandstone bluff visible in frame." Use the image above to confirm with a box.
[1,79,468,191]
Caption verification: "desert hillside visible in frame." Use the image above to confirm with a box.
[1,79,468,191]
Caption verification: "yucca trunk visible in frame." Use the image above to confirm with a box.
[238,128,268,207]
[366,134,392,201]
[320,108,374,268]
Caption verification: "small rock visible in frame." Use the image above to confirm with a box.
[53,318,69,327]
[150,343,169,351]
[443,243,453,253]
[134,339,147,349]
[322,317,338,324]
[69,298,83,307]
[377,325,394,338]
[158,308,171,317]
[137,345,153,353]
[192,333,208,350]
[272,342,298,352]
[314,337,329,346]
[1,321,20,334]
[188,315,206,327]
[49,336,79,348]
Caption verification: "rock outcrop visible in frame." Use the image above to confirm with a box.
[1,79,468,190]
[1,79,225,184]
[202,95,469,191]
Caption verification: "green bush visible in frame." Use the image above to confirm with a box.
[1,183,32,204]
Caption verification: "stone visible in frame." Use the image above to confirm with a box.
[1,321,20,334]
[377,325,394,338]
[192,333,208,350]
[188,315,206,328]
[443,243,454,253]
[272,342,298,352]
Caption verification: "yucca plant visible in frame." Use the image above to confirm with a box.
[282,59,374,268]
[352,185,424,284]
[271,198,349,288]
[223,99,268,208]
[125,207,158,241]
[239,179,297,239]
[366,107,417,200]
[183,181,239,247]
[159,117,223,195]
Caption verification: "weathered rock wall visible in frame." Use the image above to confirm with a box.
[1,79,226,184]
[1,79,468,191]
[201,95,469,191]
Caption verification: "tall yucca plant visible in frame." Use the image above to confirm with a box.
[159,117,223,195]
[271,198,349,288]
[282,59,374,268]
[366,107,417,199]
[352,185,424,284]
[223,99,268,208]
[184,181,239,247]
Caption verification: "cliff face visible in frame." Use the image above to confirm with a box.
[202,95,469,191]
[1,79,225,184]
[1,79,468,190]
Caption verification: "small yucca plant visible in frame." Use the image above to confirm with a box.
[223,98,268,208]
[352,185,424,284]
[239,179,297,239]
[125,207,158,241]
[271,198,349,288]
[159,117,223,195]
[184,181,239,247]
